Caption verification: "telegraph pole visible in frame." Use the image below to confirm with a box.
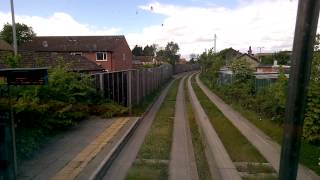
[10,0,18,55]
[213,34,217,53]
[279,0,320,179]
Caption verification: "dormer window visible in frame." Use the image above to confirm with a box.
[96,52,107,61]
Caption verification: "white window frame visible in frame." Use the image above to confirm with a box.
[96,52,107,61]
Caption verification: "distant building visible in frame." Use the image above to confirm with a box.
[236,53,260,69]
[177,58,187,64]
[132,56,161,68]
[19,36,133,72]
[219,47,242,65]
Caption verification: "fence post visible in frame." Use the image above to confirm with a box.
[128,70,132,115]
[136,70,140,104]
[279,1,320,179]
[99,73,104,98]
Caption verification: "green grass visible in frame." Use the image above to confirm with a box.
[200,73,320,175]
[243,175,277,180]
[126,161,168,180]
[184,80,212,180]
[191,76,266,163]
[126,78,180,180]
[132,79,172,116]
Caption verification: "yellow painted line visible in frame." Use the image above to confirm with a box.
[51,117,130,180]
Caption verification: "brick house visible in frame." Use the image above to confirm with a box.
[19,36,133,71]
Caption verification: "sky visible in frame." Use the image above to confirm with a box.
[0,0,316,58]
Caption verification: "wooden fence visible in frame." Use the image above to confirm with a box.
[92,64,199,110]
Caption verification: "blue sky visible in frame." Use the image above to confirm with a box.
[0,0,310,56]
[0,0,237,34]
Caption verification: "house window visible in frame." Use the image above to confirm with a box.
[96,52,107,61]
[123,53,126,61]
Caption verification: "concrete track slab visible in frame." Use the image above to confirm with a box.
[187,74,241,180]
[169,74,199,180]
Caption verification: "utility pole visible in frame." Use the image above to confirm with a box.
[279,0,320,180]
[214,34,217,53]
[10,0,18,55]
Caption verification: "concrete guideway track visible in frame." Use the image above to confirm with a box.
[187,73,242,180]
[101,76,180,180]
[195,73,319,180]
[169,74,199,180]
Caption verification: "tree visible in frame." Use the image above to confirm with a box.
[230,58,253,83]
[143,44,156,56]
[0,23,36,45]
[132,45,143,56]
[156,42,180,65]
[164,41,180,65]
[189,53,198,64]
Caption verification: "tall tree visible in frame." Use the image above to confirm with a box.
[132,45,143,56]
[0,22,36,45]
[143,44,156,56]
[164,41,180,65]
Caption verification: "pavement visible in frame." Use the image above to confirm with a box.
[195,73,320,180]
[187,74,242,180]
[17,116,138,180]
[169,74,199,180]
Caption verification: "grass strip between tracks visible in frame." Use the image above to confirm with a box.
[125,78,180,180]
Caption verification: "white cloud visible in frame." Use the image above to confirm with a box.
[1,0,319,58]
[127,0,317,57]
[0,12,121,36]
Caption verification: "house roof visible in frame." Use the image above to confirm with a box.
[219,47,242,56]
[238,53,260,63]
[18,51,104,72]
[19,36,129,52]
[0,39,13,51]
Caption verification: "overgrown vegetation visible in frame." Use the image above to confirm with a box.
[0,63,128,161]
[197,42,320,174]
[126,79,180,180]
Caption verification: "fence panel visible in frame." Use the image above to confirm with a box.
[92,64,197,110]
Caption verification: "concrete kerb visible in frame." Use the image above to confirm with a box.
[89,78,176,180]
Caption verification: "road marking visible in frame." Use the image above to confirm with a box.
[51,117,130,180]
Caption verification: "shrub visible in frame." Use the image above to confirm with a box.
[303,53,320,143]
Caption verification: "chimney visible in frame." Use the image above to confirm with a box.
[248,46,252,55]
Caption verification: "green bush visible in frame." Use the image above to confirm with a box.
[303,53,320,143]
[1,63,128,160]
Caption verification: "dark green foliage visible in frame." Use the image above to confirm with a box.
[260,52,291,65]
[156,42,180,65]
[132,45,144,56]
[143,44,157,56]
[303,53,320,143]
[0,23,36,45]
[4,54,21,68]
[1,63,128,160]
